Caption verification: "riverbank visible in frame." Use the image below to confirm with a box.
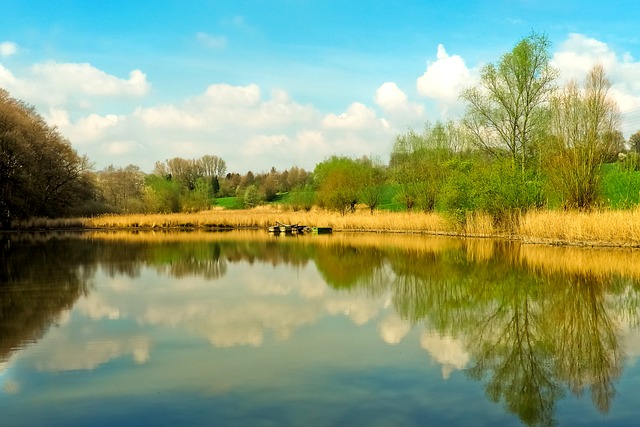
[7,206,640,248]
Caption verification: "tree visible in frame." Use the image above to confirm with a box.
[358,157,387,214]
[314,156,362,214]
[389,123,454,211]
[96,164,145,213]
[200,154,227,178]
[461,32,558,176]
[629,130,640,154]
[547,64,620,209]
[0,89,95,227]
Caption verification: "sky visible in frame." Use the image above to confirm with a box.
[2,0,640,174]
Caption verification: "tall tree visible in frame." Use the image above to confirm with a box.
[461,32,558,176]
[547,64,621,209]
[0,89,94,227]
[629,130,640,154]
[96,164,146,213]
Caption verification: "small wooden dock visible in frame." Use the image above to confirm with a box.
[268,222,332,235]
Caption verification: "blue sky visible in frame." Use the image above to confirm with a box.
[2,1,640,173]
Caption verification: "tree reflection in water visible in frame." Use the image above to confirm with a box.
[388,239,631,426]
[2,231,640,426]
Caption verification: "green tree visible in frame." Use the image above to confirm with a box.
[243,184,261,208]
[629,130,640,154]
[144,174,181,213]
[389,123,454,211]
[358,157,387,214]
[314,156,362,214]
[461,32,558,176]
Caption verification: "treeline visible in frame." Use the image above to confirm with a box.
[312,33,640,225]
[3,32,640,229]
[95,160,311,214]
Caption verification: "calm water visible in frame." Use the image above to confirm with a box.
[2,230,640,426]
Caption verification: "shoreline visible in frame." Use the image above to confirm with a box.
[4,206,640,249]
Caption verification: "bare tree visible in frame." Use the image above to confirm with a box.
[547,63,621,209]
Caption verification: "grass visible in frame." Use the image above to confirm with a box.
[214,197,242,209]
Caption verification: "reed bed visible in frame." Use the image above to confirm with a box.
[82,206,456,234]
[8,205,640,248]
[518,207,640,247]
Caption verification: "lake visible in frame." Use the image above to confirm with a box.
[2,230,640,426]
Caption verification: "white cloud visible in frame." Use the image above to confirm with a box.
[0,41,17,57]
[0,63,17,86]
[417,44,472,115]
[0,61,150,112]
[322,102,388,131]
[196,32,227,49]
[31,62,150,98]
[374,82,425,125]
[553,33,617,81]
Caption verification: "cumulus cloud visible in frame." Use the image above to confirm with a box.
[0,61,150,112]
[417,44,472,115]
[0,41,17,57]
[322,102,388,131]
[30,63,150,98]
[374,82,425,125]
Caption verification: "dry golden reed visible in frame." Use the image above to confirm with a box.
[518,208,640,247]
[9,205,640,248]
[83,206,455,234]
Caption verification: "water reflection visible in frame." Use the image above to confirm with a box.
[1,231,640,426]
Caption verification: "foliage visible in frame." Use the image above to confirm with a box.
[389,122,458,211]
[461,32,557,175]
[439,156,544,227]
[96,164,146,213]
[0,89,97,227]
[182,177,214,212]
[243,184,262,208]
[313,156,364,215]
[630,130,640,154]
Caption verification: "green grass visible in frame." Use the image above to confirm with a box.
[214,197,242,209]
[378,184,405,211]
[601,162,640,208]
